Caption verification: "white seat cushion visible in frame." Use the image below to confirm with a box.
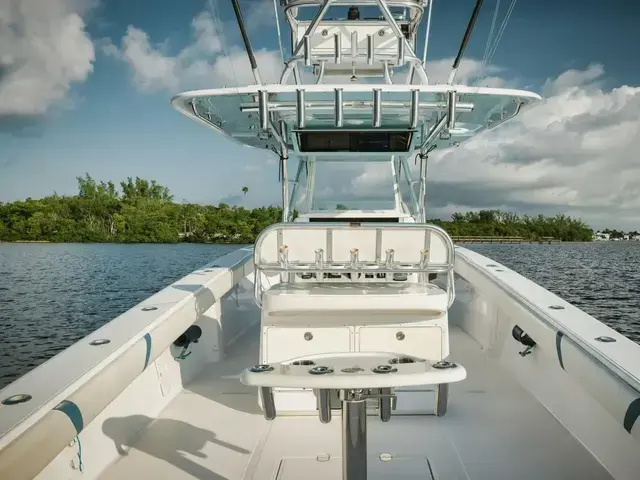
[262,283,448,315]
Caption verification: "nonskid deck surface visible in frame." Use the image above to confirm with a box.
[101,310,613,480]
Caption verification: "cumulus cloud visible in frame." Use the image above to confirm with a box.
[103,8,282,91]
[334,63,640,229]
[0,0,95,118]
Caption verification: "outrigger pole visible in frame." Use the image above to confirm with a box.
[230,0,263,85]
[448,0,484,85]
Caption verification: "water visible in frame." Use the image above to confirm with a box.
[0,243,241,389]
[1,242,639,390]
[465,242,640,343]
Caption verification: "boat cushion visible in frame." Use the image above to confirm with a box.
[262,282,448,315]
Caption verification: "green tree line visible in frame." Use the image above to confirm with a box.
[0,175,280,244]
[0,175,594,243]
[428,210,593,242]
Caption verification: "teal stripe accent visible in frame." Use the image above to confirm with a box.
[624,397,640,434]
[54,400,84,434]
[143,333,152,370]
[556,331,565,370]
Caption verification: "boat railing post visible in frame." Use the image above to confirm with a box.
[334,33,342,64]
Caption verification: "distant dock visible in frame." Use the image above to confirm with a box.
[451,236,560,244]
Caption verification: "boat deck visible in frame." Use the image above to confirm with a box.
[101,312,613,479]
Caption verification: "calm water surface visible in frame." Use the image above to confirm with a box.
[1,241,639,389]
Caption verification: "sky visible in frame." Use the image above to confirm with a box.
[1,0,639,229]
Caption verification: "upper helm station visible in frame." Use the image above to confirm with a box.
[171,0,541,222]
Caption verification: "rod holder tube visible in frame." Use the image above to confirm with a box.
[296,89,306,128]
[385,249,395,268]
[409,89,419,129]
[303,36,311,66]
[367,35,374,65]
[318,389,332,423]
[279,245,289,268]
[335,88,344,127]
[334,34,342,64]
[258,90,269,132]
[351,32,358,59]
[315,248,324,269]
[447,91,457,130]
[350,248,359,268]
[397,37,405,64]
[372,89,382,128]
[420,249,429,268]
[260,387,276,420]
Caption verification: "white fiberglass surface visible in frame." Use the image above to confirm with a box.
[101,304,612,479]
[171,85,541,152]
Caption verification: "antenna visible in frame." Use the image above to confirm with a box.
[448,0,484,85]
[230,0,263,85]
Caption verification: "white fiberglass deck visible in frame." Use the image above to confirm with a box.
[101,298,613,480]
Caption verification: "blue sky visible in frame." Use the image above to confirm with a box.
[1,0,639,227]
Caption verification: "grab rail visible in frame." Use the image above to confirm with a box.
[253,222,456,308]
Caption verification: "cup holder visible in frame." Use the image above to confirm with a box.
[389,356,416,365]
[292,360,316,366]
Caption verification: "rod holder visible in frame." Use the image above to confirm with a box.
[318,389,332,423]
[397,37,405,64]
[303,36,311,67]
[367,34,374,65]
[351,31,358,59]
[334,34,342,64]
[409,89,419,129]
[258,90,268,132]
[372,89,382,128]
[385,249,395,268]
[315,248,324,269]
[447,91,457,130]
[260,387,276,420]
[296,89,306,129]
[350,248,360,268]
[334,88,344,128]
[420,249,429,268]
[279,245,289,268]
